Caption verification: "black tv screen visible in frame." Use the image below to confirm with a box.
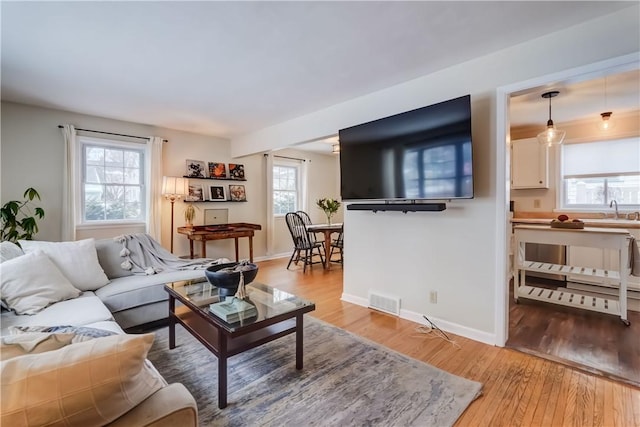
[339,95,473,201]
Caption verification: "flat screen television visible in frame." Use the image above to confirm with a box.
[339,95,473,201]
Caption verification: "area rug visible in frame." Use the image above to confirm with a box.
[147,317,482,426]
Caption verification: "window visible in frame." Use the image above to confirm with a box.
[273,164,299,215]
[561,137,640,209]
[80,137,146,223]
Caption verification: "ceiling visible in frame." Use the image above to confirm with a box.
[1,1,636,149]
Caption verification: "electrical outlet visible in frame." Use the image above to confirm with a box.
[533,199,541,208]
[429,291,437,304]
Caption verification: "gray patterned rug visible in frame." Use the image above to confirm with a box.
[147,317,482,426]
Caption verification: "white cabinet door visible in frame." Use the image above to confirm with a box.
[511,138,549,189]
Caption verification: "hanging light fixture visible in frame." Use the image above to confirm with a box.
[537,91,566,147]
[598,76,615,131]
[332,144,340,154]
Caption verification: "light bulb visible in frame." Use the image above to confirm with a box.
[598,112,615,131]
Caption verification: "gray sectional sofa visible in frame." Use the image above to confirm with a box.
[0,234,223,426]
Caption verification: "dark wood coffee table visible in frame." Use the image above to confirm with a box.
[164,279,315,409]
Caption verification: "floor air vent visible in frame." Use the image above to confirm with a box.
[368,292,400,316]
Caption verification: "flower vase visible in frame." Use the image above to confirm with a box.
[325,213,332,225]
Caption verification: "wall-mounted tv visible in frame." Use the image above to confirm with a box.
[339,95,473,201]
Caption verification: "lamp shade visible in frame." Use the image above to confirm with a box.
[162,176,188,198]
[537,91,565,147]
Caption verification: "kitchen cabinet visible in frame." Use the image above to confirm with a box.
[511,137,549,189]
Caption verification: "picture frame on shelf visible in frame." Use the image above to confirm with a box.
[229,184,246,201]
[186,159,207,178]
[209,185,226,201]
[208,162,226,179]
[228,163,245,180]
[187,184,205,201]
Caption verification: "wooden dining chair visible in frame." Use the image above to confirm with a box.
[285,212,325,272]
[296,210,323,245]
[329,225,344,265]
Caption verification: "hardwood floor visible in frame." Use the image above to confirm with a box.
[507,277,640,388]
[255,258,640,427]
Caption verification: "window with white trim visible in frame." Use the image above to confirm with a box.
[80,137,146,223]
[561,137,640,209]
[273,164,299,215]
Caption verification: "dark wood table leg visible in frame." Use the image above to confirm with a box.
[168,295,176,349]
[218,335,228,409]
[189,239,194,259]
[248,235,254,262]
[324,230,332,270]
[296,314,303,370]
[234,237,239,261]
[201,241,207,258]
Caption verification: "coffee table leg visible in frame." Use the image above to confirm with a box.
[168,295,176,349]
[296,314,303,370]
[218,336,228,409]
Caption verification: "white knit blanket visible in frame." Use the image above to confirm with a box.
[115,233,229,275]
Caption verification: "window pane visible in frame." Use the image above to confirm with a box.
[564,177,605,205]
[81,139,146,223]
[273,164,298,215]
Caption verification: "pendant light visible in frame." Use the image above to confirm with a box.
[537,91,566,147]
[598,76,615,131]
[332,144,340,154]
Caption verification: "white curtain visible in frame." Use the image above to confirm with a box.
[264,153,275,256]
[300,158,310,212]
[61,125,77,241]
[146,137,164,241]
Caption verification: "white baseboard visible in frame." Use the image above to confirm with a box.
[253,252,291,262]
[341,292,497,346]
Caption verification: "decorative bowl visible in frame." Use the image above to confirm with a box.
[204,262,259,297]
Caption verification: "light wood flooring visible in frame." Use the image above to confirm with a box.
[255,258,640,427]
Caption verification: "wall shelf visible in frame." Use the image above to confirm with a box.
[183,200,247,203]
[184,176,246,182]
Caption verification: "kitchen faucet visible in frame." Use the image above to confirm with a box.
[609,200,619,219]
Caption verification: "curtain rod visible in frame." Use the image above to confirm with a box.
[57,125,167,143]
[268,154,306,162]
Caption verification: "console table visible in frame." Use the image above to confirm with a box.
[177,223,262,262]
[513,225,632,325]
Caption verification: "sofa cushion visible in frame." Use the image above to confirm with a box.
[0,333,166,427]
[83,320,125,335]
[0,241,24,263]
[95,238,133,279]
[0,293,113,335]
[0,251,81,315]
[20,238,110,291]
[0,332,75,361]
[96,269,205,313]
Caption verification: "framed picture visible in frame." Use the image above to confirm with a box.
[186,159,207,178]
[228,163,245,180]
[187,184,205,201]
[229,184,246,201]
[209,185,226,201]
[208,162,226,179]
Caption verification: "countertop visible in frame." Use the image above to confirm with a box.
[511,217,640,230]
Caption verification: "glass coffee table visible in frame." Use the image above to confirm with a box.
[164,279,315,409]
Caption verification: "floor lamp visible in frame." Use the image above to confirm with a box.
[162,176,188,253]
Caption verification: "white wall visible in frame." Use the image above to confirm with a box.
[230,7,640,342]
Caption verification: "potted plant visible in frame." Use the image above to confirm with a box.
[1,187,45,244]
[184,203,196,228]
[316,198,341,225]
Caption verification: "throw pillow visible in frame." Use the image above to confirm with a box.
[0,241,24,263]
[0,251,81,315]
[10,325,116,343]
[95,238,133,279]
[19,238,110,291]
[0,332,75,361]
[1,333,166,426]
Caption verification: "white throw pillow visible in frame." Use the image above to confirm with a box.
[0,241,24,263]
[0,251,81,315]
[19,238,110,291]
[0,333,166,426]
